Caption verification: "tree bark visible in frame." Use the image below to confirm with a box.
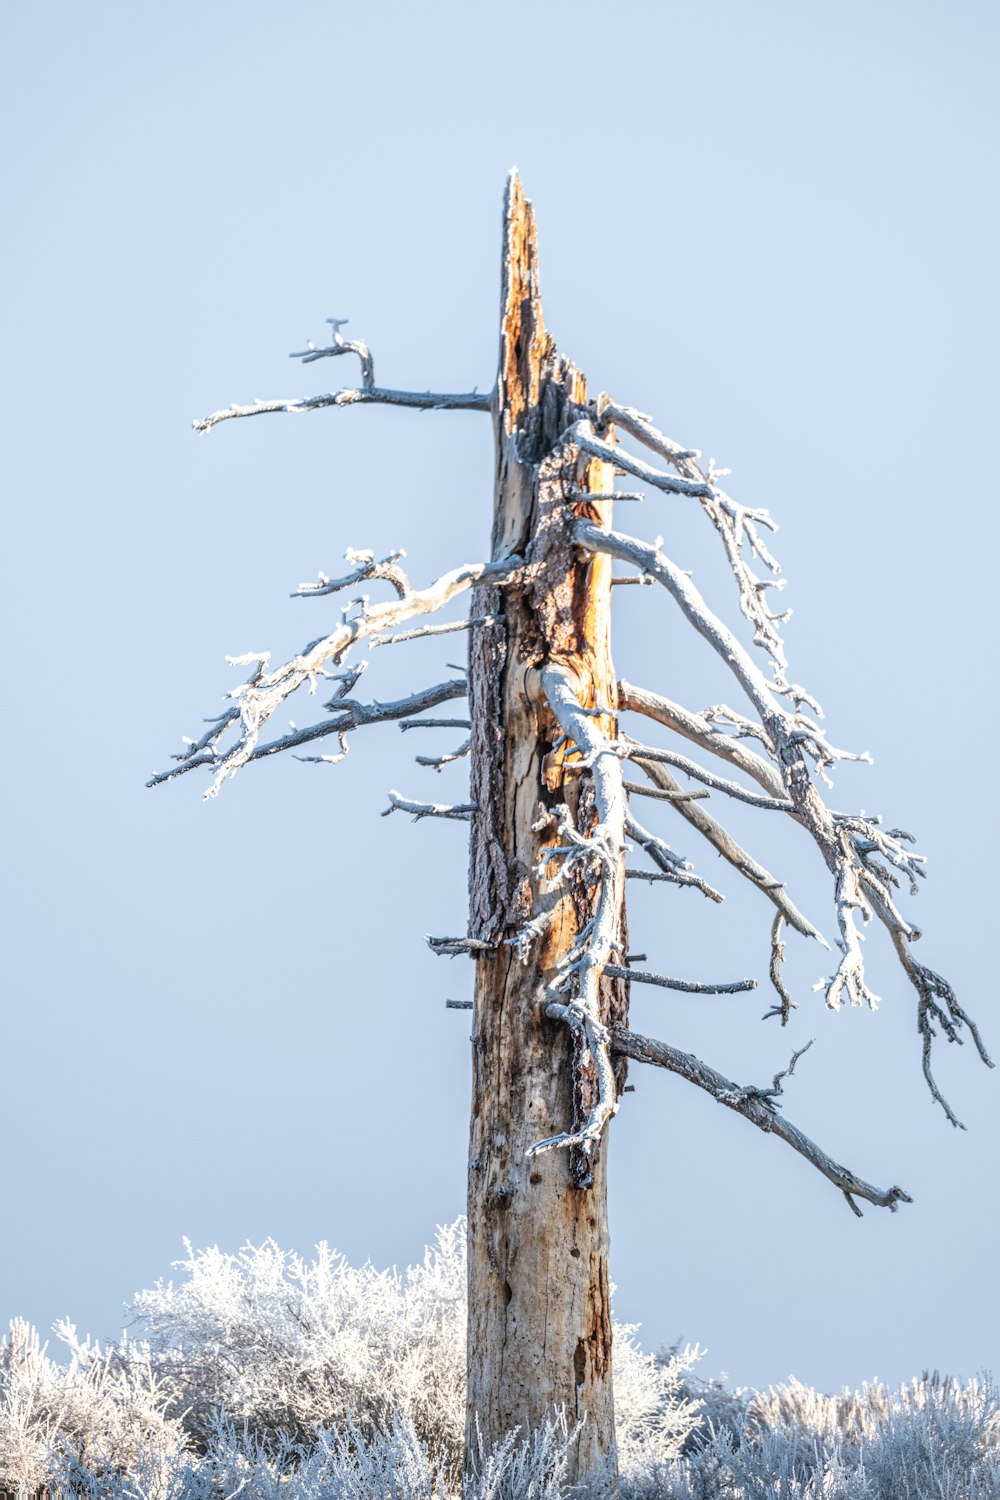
[465,173,628,1489]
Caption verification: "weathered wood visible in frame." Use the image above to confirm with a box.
[465,172,627,1489]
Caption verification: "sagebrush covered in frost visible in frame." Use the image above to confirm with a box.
[2,1221,997,1498]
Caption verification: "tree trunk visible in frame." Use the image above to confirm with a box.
[465,173,628,1489]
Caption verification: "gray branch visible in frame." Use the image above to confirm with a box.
[763,914,798,1025]
[625,811,724,903]
[604,965,757,995]
[148,551,522,798]
[622,739,794,812]
[610,1025,911,1215]
[619,680,786,800]
[194,386,490,432]
[627,751,825,943]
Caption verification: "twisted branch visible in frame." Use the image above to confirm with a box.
[611,1025,911,1216]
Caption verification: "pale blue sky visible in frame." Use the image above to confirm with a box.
[2,1,997,1394]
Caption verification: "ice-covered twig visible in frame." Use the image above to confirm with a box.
[891,938,995,1128]
[622,779,709,804]
[627,752,824,942]
[621,739,794,812]
[763,915,798,1025]
[590,401,791,658]
[195,386,489,433]
[399,718,472,732]
[619,681,786,800]
[371,616,495,649]
[149,552,523,798]
[415,738,471,771]
[382,791,475,821]
[289,318,375,386]
[427,935,496,957]
[604,965,757,995]
[624,811,724,903]
[611,1025,911,1215]
[148,679,470,786]
[293,548,411,600]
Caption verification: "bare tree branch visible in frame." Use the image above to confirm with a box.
[621,738,794,812]
[619,680,786,800]
[604,965,757,995]
[624,810,724,903]
[587,401,792,688]
[147,678,470,785]
[148,552,523,798]
[382,791,475,822]
[415,739,471,772]
[622,779,709,804]
[627,751,825,943]
[610,1025,911,1215]
[763,914,798,1025]
[371,616,495,649]
[195,388,491,432]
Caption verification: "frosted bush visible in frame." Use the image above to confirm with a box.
[0,1316,187,1498]
[129,1219,468,1473]
[3,1220,998,1498]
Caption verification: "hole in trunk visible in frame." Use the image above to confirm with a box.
[574,1336,588,1389]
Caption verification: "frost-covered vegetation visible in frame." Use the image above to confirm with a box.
[2,1222,997,1498]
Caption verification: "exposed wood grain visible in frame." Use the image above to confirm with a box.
[465,172,625,1491]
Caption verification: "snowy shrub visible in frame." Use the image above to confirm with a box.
[2,1221,998,1498]
[0,1317,187,1498]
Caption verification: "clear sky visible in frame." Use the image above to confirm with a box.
[2,1,997,1396]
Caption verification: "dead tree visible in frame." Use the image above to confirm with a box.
[149,173,991,1488]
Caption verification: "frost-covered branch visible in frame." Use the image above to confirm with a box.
[619,681,786,801]
[622,780,708,803]
[415,739,471,772]
[289,318,375,384]
[426,935,495,957]
[194,321,490,432]
[583,401,791,687]
[621,740,795,812]
[580,521,989,1108]
[624,811,723,903]
[371,616,495,649]
[194,386,491,432]
[148,551,523,798]
[764,915,797,1025]
[627,751,824,943]
[604,965,757,995]
[382,791,475,822]
[611,1025,911,1215]
[526,663,627,1164]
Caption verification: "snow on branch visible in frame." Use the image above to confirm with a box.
[382,791,475,822]
[620,739,795,812]
[193,319,489,433]
[626,751,825,944]
[148,550,523,798]
[578,466,993,1119]
[526,663,627,1163]
[604,965,757,996]
[619,681,787,801]
[611,1025,911,1215]
[623,809,724,903]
